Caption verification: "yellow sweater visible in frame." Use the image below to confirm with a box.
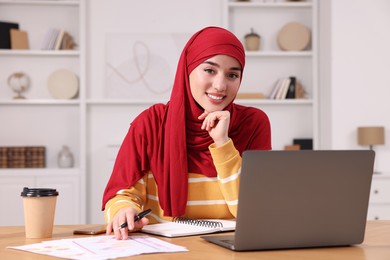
[104,139,241,224]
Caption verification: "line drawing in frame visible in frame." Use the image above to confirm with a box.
[105,33,189,100]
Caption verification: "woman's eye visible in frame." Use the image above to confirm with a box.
[204,68,214,74]
[228,73,239,79]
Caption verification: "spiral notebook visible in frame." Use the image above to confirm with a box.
[141,217,236,237]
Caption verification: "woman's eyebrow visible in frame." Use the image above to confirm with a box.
[202,61,242,71]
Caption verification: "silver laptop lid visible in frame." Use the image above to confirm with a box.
[234,150,375,251]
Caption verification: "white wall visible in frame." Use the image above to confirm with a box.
[86,0,223,223]
[324,0,390,172]
[86,0,390,223]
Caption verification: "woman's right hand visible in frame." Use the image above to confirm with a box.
[106,207,149,240]
[198,110,230,147]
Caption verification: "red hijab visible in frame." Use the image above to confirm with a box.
[103,27,271,216]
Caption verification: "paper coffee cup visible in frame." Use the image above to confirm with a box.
[21,187,59,238]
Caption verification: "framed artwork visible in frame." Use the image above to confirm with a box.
[105,33,189,100]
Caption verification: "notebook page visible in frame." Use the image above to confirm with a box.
[141,219,236,237]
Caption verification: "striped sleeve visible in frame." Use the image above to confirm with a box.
[103,175,148,223]
[209,138,241,217]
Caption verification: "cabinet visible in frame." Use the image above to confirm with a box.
[0,170,80,225]
[0,0,86,224]
[222,0,318,149]
[367,173,390,220]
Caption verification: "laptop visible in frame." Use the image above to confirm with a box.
[201,150,375,251]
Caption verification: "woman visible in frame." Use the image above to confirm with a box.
[102,26,271,240]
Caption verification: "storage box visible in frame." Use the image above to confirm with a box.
[0,146,46,168]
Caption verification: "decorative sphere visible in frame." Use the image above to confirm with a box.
[7,72,30,99]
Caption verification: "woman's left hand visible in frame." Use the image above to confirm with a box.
[198,111,230,147]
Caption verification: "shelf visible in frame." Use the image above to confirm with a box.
[246,51,313,57]
[235,99,313,105]
[0,0,79,6]
[225,0,318,151]
[87,99,168,106]
[86,99,313,106]
[0,99,80,105]
[373,172,390,177]
[0,168,81,176]
[228,2,312,8]
[0,0,86,225]
[0,50,79,56]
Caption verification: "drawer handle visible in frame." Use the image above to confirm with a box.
[374,190,379,194]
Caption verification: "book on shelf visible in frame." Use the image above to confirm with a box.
[280,78,291,99]
[268,76,305,100]
[0,21,19,49]
[48,29,59,50]
[275,78,290,99]
[10,29,29,50]
[285,76,296,99]
[41,28,73,50]
[54,29,65,50]
[141,217,236,238]
[268,78,282,99]
[41,28,55,50]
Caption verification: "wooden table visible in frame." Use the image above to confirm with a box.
[1,221,390,259]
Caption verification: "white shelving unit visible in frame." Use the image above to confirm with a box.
[0,0,86,225]
[3,0,387,224]
[223,0,318,150]
[367,172,390,220]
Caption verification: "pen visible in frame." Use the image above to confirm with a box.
[117,209,152,230]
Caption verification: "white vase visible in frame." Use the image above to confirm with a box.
[58,145,74,168]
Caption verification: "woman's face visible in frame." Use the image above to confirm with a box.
[189,55,242,113]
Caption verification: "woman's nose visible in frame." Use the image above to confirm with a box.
[213,74,227,92]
